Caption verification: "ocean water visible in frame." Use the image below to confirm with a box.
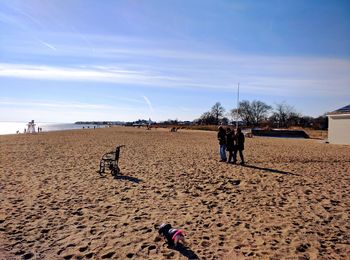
[0,122,101,135]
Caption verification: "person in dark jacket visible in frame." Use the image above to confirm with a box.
[226,127,236,163]
[217,126,227,162]
[233,127,245,165]
[158,223,186,247]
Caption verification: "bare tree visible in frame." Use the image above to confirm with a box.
[198,111,216,125]
[211,102,225,125]
[251,100,272,126]
[234,100,253,126]
[271,102,299,128]
[231,100,271,127]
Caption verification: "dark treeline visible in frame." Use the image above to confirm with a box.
[76,100,328,130]
[75,121,124,125]
[194,101,328,130]
[124,119,192,126]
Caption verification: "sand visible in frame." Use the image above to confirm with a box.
[0,127,349,259]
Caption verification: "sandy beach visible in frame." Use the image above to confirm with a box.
[0,127,349,259]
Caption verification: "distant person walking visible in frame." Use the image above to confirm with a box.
[226,127,235,163]
[233,128,245,165]
[217,126,227,162]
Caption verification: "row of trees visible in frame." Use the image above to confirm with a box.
[195,101,328,129]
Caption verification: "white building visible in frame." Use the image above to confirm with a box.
[327,105,350,145]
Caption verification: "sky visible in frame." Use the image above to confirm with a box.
[1,0,350,123]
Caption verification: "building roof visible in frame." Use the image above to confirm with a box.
[328,104,350,115]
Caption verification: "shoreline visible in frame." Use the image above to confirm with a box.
[0,122,106,136]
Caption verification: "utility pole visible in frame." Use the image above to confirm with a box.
[236,82,240,129]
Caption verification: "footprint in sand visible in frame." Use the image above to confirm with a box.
[79,246,88,252]
[219,234,225,240]
[89,227,97,235]
[296,243,310,253]
[147,245,157,255]
[101,251,115,258]
[84,252,95,258]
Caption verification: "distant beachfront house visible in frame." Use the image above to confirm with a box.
[327,105,350,145]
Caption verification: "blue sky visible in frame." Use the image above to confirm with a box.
[1,0,349,122]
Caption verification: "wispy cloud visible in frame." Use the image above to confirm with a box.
[0,97,148,122]
[0,63,156,83]
[38,40,57,51]
[0,63,226,90]
[0,98,129,110]
[142,95,154,112]
[0,97,201,122]
[1,55,349,98]
[1,24,350,98]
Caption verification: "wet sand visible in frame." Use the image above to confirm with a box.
[0,127,349,259]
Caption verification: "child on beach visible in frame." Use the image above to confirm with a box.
[158,223,186,247]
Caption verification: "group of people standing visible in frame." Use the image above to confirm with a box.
[217,126,245,165]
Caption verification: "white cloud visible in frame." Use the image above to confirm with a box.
[0,63,226,90]
[142,95,154,112]
[0,98,148,122]
[1,56,349,98]
[0,98,136,110]
[1,30,350,98]
[0,63,155,83]
[39,40,57,51]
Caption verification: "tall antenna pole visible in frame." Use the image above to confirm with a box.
[236,82,240,129]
